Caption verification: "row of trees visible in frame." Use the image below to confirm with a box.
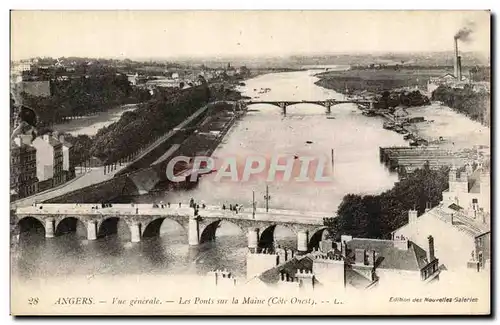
[89,84,213,163]
[31,77,242,166]
[432,85,490,126]
[326,163,450,239]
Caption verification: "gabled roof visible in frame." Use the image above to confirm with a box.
[441,73,457,79]
[448,203,464,211]
[346,238,430,271]
[345,268,373,289]
[258,256,314,285]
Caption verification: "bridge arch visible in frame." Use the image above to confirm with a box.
[198,219,245,245]
[97,216,132,239]
[246,102,284,111]
[284,102,331,113]
[142,217,186,238]
[55,216,88,236]
[258,224,298,251]
[17,216,46,236]
[308,226,330,251]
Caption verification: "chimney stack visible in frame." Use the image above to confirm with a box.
[427,235,435,262]
[457,56,462,81]
[454,38,460,79]
[355,248,367,265]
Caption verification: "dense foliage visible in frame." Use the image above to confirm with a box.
[21,69,151,126]
[62,134,94,167]
[90,85,212,163]
[374,90,430,109]
[326,163,449,239]
[432,85,490,126]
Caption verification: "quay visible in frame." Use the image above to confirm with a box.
[379,146,471,173]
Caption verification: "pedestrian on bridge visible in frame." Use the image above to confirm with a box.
[222,204,226,210]
[168,202,171,208]
[136,207,139,214]
[179,202,182,208]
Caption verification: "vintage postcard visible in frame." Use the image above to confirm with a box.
[10,10,491,315]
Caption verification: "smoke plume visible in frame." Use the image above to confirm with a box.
[454,21,476,42]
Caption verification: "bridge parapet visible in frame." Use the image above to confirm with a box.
[16,203,330,225]
[15,203,331,251]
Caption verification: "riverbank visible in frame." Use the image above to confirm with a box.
[314,68,489,151]
[314,67,448,95]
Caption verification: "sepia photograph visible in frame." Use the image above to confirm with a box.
[9,10,491,316]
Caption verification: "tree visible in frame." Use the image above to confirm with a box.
[334,165,449,239]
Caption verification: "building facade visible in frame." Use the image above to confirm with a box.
[393,163,490,272]
[31,134,66,191]
[10,136,38,199]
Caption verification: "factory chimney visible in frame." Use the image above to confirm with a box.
[453,36,462,81]
[454,38,460,80]
[457,56,462,81]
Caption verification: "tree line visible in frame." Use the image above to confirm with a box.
[325,163,450,239]
[432,85,490,126]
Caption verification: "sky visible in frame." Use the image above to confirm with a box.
[10,10,491,61]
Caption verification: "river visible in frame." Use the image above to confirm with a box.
[12,70,418,282]
[51,103,139,136]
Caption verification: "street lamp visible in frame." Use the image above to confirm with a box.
[252,190,256,219]
[263,184,271,213]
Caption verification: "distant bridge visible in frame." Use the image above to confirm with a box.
[244,99,373,115]
[15,203,332,253]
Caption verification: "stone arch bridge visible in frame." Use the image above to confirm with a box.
[244,99,373,115]
[14,203,332,253]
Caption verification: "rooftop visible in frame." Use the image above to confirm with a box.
[346,238,429,271]
[258,256,316,285]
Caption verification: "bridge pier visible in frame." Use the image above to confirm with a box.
[45,219,55,238]
[277,102,287,116]
[87,221,97,241]
[188,217,199,246]
[297,230,309,254]
[247,227,260,253]
[130,222,141,243]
